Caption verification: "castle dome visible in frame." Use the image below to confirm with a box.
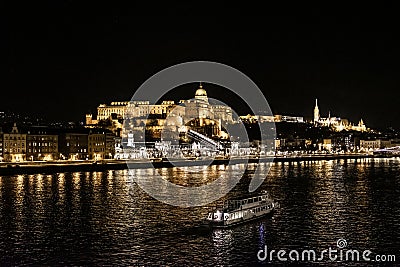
[195,83,207,97]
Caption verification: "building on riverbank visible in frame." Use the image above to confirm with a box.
[0,123,118,162]
[26,127,59,161]
[2,123,27,162]
[87,130,116,160]
[359,139,392,151]
[59,131,89,160]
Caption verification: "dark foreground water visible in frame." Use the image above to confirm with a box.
[0,158,399,266]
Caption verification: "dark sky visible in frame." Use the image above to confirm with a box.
[1,3,399,129]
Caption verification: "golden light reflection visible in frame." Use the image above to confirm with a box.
[90,171,97,187]
[36,173,44,193]
[107,170,113,182]
[94,171,104,187]
[211,229,234,257]
[326,159,334,167]
[231,164,241,170]
[14,174,26,236]
[145,168,156,175]
[58,173,65,203]
[73,172,80,190]
[16,175,24,200]
[201,167,209,182]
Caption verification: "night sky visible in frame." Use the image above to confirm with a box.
[1,3,399,129]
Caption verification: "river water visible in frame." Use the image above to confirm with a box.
[0,158,399,266]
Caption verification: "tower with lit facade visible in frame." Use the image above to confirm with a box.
[314,99,320,124]
[312,98,367,132]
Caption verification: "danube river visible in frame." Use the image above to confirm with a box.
[0,158,399,266]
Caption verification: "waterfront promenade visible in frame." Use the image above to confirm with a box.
[0,153,376,175]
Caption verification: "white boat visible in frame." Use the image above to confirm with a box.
[203,191,277,228]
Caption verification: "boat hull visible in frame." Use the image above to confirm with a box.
[204,207,275,229]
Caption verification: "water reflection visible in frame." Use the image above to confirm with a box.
[0,159,399,265]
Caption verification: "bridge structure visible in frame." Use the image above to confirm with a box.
[187,129,224,152]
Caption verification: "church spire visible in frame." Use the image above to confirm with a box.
[314,98,320,124]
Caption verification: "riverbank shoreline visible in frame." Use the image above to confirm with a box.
[0,154,379,175]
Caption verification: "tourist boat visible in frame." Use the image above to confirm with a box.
[202,191,277,228]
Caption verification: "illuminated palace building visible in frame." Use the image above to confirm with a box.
[313,99,367,132]
[86,83,234,138]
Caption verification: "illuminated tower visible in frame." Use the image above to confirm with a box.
[314,99,320,124]
[327,111,331,126]
[85,114,93,125]
[127,131,134,147]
